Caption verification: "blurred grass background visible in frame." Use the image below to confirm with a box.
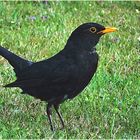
[0,1,140,139]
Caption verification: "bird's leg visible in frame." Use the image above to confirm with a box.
[46,103,54,131]
[54,104,65,129]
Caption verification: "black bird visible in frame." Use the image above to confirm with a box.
[0,23,116,131]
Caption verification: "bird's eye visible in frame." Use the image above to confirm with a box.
[89,27,96,33]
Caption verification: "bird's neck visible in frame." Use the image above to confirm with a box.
[65,35,99,52]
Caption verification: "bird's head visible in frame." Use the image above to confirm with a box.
[66,22,117,50]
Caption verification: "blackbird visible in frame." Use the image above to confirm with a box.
[0,23,116,131]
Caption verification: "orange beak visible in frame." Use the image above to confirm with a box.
[97,27,117,34]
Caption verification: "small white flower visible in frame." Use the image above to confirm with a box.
[136,9,140,13]
[138,36,140,41]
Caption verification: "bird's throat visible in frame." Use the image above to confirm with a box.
[90,47,97,54]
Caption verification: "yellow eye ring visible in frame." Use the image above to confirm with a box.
[89,27,96,33]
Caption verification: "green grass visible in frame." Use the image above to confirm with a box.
[0,1,140,139]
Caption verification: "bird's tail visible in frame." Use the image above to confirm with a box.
[0,46,32,76]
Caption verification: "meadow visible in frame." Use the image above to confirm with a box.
[0,1,139,139]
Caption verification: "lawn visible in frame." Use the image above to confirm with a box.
[0,1,139,139]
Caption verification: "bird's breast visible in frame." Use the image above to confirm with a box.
[77,51,99,76]
[68,52,99,99]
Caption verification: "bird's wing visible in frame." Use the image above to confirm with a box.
[5,59,79,88]
[5,78,44,87]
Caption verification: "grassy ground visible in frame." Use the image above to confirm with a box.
[0,1,140,139]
